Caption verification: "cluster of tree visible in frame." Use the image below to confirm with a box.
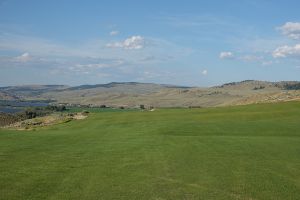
[253,86,265,90]
[18,105,67,119]
[139,105,154,110]
[0,113,20,127]
[188,106,202,108]
[282,83,300,90]
[19,108,49,119]
[140,105,145,109]
[46,105,66,111]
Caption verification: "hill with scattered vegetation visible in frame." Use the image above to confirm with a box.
[1,80,300,108]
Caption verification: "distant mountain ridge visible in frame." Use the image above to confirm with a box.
[1,80,300,107]
[218,80,300,89]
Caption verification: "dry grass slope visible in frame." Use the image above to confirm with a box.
[1,80,300,108]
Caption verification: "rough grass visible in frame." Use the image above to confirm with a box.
[0,102,300,199]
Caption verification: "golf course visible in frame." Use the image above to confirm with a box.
[1,101,300,200]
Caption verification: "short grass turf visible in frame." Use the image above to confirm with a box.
[1,102,300,200]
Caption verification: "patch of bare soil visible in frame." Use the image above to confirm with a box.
[71,113,88,120]
[5,112,88,130]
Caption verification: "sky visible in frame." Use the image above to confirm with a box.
[0,0,300,87]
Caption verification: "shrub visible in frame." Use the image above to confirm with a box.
[46,105,66,112]
[140,105,145,110]
[253,86,265,90]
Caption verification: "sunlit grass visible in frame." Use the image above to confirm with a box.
[1,102,300,199]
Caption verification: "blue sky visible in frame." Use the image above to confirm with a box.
[0,0,300,86]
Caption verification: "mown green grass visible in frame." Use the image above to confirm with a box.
[1,102,300,200]
[66,107,138,113]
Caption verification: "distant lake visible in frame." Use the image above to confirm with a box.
[0,100,49,107]
[16,102,49,107]
[0,100,50,114]
[0,107,23,114]
[0,107,22,113]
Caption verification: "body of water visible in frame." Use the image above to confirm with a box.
[0,107,23,113]
[0,100,50,114]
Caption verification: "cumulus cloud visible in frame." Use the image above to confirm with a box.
[15,52,31,62]
[219,51,234,59]
[278,22,300,40]
[201,69,208,75]
[0,32,185,67]
[0,52,33,66]
[106,35,145,50]
[272,44,300,58]
[109,31,119,36]
[272,22,300,59]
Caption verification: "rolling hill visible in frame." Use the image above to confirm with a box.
[0,80,300,108]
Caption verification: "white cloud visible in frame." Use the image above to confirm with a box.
[272,44,300,58]
[201,69,208,75]
[0,52,33,66]
[109,31,119,36]
[219,51,234,59]
[278,22,300,40]
[15,52,31,62]
[106,35,145,50]
[0,31,190,82]
[0,32,187,65]
[272,22,300,59]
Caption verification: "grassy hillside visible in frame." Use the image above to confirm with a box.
[0,102,300,199]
